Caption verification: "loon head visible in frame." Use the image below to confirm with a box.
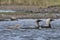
[36,19,42,23]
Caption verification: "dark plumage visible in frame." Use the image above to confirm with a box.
[36,18,54,29]
[36,19,42,29]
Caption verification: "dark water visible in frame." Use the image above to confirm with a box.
[0,19,60,40]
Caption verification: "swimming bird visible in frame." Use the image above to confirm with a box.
[41,18,54,28]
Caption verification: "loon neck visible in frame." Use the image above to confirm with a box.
[36,22,40,29]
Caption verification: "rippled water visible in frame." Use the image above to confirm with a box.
[0,19,60,40]
[0,10,16,12]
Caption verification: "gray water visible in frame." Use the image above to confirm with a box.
[0,10,16,12]
[0,19,60,40]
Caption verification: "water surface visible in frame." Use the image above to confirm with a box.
[0,19,60,40]
[0,10,16,12]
